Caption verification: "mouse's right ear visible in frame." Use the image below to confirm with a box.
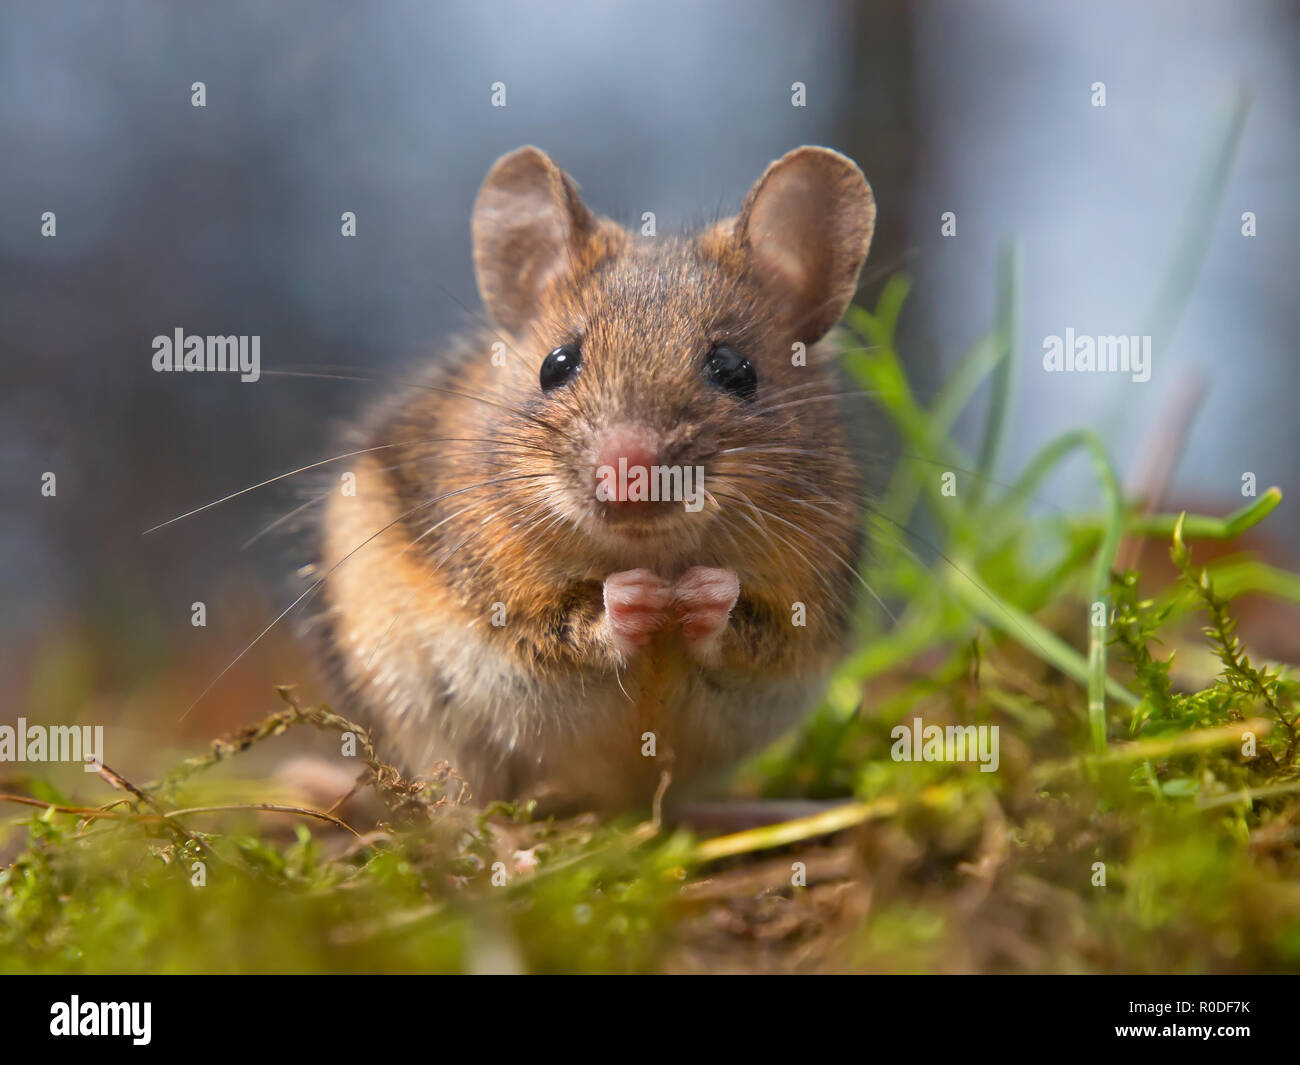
[472,146,597,335]
[733,146,876,343]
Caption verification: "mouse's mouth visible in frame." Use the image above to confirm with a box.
[593,497,683,536]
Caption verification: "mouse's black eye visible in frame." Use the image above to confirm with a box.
[705,344,757,401]
[540,342,581,393]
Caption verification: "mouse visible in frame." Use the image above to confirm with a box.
[309,144,876,811]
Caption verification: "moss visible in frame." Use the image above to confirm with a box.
[5,201,1298,971]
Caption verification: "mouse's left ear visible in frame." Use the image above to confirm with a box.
[734,146,875,343]
[472,146,598,336]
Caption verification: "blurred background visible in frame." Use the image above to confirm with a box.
[1,0,1296,774]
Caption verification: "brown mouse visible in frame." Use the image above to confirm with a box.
[311,145,876,810]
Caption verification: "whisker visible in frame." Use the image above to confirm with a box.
[716,443,839,460]
[715,467,856,511]
[177,472,551,720]
[261,368,586,450]
[239,490,330,551]
[716,486,895,625]
[469,498,553,580]
[143,439,425,534]
[719,443,1069,519]
[360,495,539,671]
[143,433,523,535]
[756,390,891,417]
[715,485,840,602]
[428,280,538,375]
[613,661,633,703]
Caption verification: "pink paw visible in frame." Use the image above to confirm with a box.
[674,567,740,645]
[603,569,672,651]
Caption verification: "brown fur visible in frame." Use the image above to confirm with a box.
[313,146,876,809]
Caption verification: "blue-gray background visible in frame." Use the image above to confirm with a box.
[1,0,1296,738]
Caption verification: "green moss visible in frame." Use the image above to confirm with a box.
[5,109,1298,970]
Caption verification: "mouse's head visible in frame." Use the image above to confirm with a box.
[470,145,875,569]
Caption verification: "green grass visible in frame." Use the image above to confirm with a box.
[3,271,1296,971]
[5,90,1299,972]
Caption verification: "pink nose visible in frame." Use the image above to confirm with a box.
[594,425,662,504]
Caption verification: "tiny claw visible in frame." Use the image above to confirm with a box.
[674,567,739,646]
[603,569,672,651]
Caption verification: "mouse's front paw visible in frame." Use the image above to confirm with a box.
[674,567,740,658]
[603,569,673,654]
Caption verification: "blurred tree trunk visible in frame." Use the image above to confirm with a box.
[838,0,916,308]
